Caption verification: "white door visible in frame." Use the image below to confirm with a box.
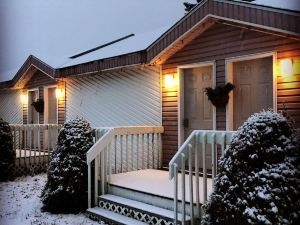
[44,87,58,150]
[28,90,39,124]
[27,90,39,148]
[233,56,273,130]
[45,87,57,124]
[183,66,214,169]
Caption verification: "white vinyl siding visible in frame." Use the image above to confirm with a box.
[0,90,23,124]
[66,66,161,126]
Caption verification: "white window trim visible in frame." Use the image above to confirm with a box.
[44,85,58,124]
[225,51,277,131]
[27,88,39,124]
[177,61,216,147]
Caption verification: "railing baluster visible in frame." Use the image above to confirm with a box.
[126,135,129,172]
[95,155,99,204]
[181,153,186,225]
[188,144,194,225]
[137,134,139,170]
[88,162,92,208]
[195,132,200,217]
[114,135,117,174]
[152,133,155,169]
[108,143,112,183]
[174,163,178,225]
[147,133,150,169]
[131,134,134,171]
[141,134,144,169]
[211,133,216,184]
[202,132,207,203]
[120,135,123,173]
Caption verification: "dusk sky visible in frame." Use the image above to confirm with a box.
[0,0,299,82]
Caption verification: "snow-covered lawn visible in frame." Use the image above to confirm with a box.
[0,174,101,225]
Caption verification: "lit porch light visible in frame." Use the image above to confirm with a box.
[55,88,63,99]
[20,93,28,104]
[165,74,177,88]
[280,58,293,78]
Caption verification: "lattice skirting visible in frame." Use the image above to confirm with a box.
[14,156,50,176]
[99,200,175,225]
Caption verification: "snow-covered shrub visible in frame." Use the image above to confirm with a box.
[41,118,94,213]
[0,118,15,181]
[203,111,300,225]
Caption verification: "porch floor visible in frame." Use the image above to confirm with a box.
[109,169,212,204]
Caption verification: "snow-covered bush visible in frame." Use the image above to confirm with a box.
[203,111,300,225]
[0,118,15,181]
[41,118,94,213]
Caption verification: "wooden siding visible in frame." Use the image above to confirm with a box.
[147,0,300,62]
[22,70,65,124]
[0,89,23,124]
[161,23,300,166]
[65,66,161,127]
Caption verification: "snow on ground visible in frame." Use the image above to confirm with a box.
[0,174,102,225]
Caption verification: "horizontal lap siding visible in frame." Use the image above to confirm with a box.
[0,90,23,124]
[161,23,300,166]
[65,66,161,127]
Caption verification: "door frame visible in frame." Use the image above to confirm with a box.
[27,88,39,124]
[44,85,58,124]
[177,61,216,147]
[225,51,277,131]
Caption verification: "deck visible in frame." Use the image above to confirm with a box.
[109,169,212,204]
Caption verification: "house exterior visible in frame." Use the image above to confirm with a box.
[1,0,299,167]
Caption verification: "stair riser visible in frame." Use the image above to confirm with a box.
[98,197,178,225]
[108,185,202,217]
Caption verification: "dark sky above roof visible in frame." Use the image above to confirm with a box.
[0,0,299,82]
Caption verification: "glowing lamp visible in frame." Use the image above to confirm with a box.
[165,74,176,88]
[20,93,28,104]
[55,88,63,99]
[280,58,293,77]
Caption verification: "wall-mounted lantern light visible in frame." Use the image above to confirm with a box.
[165,74,177,88]
[55,88,63,99]
[20,93,28,104]
[280,58,293,78]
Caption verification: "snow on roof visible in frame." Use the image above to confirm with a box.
[59,26,170,68]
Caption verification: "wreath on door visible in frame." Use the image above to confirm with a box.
[205,83,235,107]
[31,99,44,113]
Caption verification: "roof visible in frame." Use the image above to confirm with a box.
[1,0,299,89]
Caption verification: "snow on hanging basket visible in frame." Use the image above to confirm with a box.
[31,99,44,113]
[205,82,235,107]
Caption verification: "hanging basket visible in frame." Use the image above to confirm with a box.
[31,99,44,113]
[205,83,235,108]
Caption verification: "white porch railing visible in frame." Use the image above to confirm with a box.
[87,126,164,208]
[9,124,62,175]
[169,130,236,225]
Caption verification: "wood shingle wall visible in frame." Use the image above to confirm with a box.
[161,23,300,165]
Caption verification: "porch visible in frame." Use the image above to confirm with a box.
[86,126,236,225]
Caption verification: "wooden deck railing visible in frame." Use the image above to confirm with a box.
[87,126,164,208]
[169,130,236,225]
[9,124,62,175]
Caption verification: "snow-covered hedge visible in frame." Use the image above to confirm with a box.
[0,118,15,181]
[203,111,300,225]
[41,118,94,213]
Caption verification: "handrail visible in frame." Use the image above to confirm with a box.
[87,126,164,208]
[169,130,236,224]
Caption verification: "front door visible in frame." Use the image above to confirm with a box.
[44,87,58,150]
[183,66,214,170]
[28,90,39,124]
[183,66,213,139]
[233,56,273,130]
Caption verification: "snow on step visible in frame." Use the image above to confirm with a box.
[100,194,190,221]
[87,207,148,225]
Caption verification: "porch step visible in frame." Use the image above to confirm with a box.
[98,194,190,224]
[87,207,147,225]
